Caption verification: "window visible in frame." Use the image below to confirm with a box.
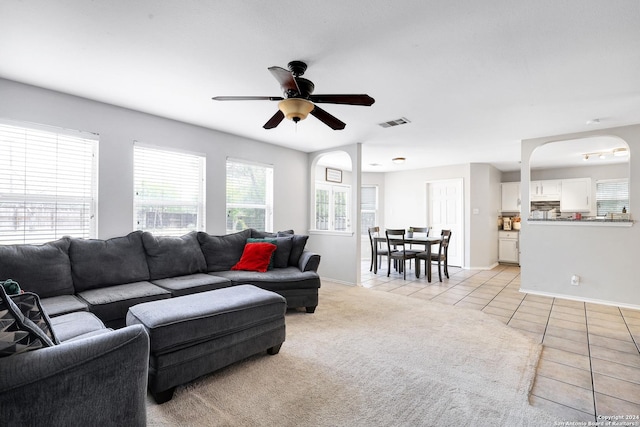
[226,159,273,233]
[315,183,350,231]
[596,179,629,217]
[361,186,378,235]
[134,144,205,235]
[0,121,98,244]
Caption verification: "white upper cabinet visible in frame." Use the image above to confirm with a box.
[560,178,592,212]
[530,180,562,201]
[501,182,521,212]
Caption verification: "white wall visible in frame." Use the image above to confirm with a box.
[308,144,362,285]
[468,163,501,269]
[0,79,309,239]
[520,124,640,308]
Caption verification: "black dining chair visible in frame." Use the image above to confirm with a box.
[368,226,395,274]
[416,229,452,282]
[407,227,429,269]
[385,228,419,280]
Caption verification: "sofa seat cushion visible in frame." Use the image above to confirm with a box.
[151,273,232,297]
[40,295,89,317]
[209,267,321,291]
[50,311,108,342]
[0,237,74,298]
[142,231,207,280]
[70,231,150,292]
[77,281,171,323]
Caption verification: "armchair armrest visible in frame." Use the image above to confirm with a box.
[298,250,321,272]
[0,325,150,427]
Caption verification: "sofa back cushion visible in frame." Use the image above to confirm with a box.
[70,231,150,292]
[142,231,207,280]
[197,229,252,272]
[0,238,74,298]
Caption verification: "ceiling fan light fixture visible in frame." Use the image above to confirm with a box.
[278,98,315,122]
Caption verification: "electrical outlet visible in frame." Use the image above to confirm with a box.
[571,275,580,286]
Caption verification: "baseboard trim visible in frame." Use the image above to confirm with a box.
[465,262,500,271]
[320,276,356,286]
[520,288,640,312]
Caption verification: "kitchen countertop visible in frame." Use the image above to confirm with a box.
[527,217,633,226]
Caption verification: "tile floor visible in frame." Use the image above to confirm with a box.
[360,260,640,422]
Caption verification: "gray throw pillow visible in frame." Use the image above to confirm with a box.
[277,232,309,266]
[69,231,150,292]
[142,231,207,280]
[0,286,55,358]
[0,238,74,298]
[197,229,252,272]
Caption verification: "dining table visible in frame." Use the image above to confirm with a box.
[373,235,442,282]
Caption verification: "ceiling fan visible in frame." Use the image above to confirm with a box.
[212,60,375,130]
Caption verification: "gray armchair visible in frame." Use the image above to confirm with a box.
[0,325,150,427]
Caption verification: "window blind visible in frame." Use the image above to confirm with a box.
[0,122,98,244]
[361,186,377,235]
[226,159,273,232]
[596,179,629,216]
[134,144,205,235]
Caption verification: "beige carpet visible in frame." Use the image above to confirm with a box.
[146,282,557,426]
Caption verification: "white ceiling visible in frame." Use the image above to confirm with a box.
[1,1,639,172]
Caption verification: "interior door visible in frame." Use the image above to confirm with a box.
[427,179,463,267]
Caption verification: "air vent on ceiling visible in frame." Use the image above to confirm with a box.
[379,117,411,128]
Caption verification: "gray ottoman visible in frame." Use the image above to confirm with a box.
[126,285,286,403]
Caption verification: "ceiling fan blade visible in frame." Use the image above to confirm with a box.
[263,110,285,129]
[310,106,346,130]
[308,94,375,106]
[268,66,300,94]
[212,96,283,101]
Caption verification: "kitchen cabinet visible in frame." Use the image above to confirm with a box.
[501,182,521,212]
[530,180,562,201]
[560,178,592,212]
[498,231,519,264]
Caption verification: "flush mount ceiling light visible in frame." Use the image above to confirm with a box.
[392,157,406,164]
[277,98,315,122]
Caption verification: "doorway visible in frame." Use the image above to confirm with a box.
[426,179,464,267]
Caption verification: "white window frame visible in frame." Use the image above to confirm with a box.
[226,158,274,233]
[133,143,206,236]
[315,182,351,232]
[0,120,98,244]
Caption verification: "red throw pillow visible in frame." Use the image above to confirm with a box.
[231,242,277,272]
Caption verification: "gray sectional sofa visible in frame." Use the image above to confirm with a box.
[0,228,320,425]
[2,228,320,328]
